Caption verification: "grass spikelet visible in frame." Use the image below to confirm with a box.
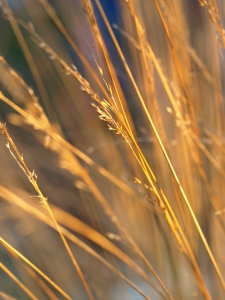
[0,122,94,300]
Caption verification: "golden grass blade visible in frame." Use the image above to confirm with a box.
[113,132,212,299]
[112,23,223,216]
[123,2,225,291]
[36,0,121,113]
[0,237,71,300]
[0,262,37,300]
[25,268,59,300]
[153,0,198,132]
[0,88,171,297]
[2,225,59,300]
[1,1,224,299]
[0,123,94,300]
[204,129,225,154]
[153,0,225,181]
[212,0,225,49]
[38,0,137,139]
[0,292,16,300]
[3,0,57,122]
[83,0,135,138]
[0,185,157,300]
[0,4,221,296]
[86,0,222,296]
[0,51,207,298]
[0,57,134,197]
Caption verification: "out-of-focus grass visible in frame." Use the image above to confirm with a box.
[0,0,225,299]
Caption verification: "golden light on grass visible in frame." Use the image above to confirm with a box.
[0,0,225,299]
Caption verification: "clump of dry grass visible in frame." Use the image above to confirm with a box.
[0,0,225,299]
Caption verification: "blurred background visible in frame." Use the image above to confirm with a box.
[0,0,225,299]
